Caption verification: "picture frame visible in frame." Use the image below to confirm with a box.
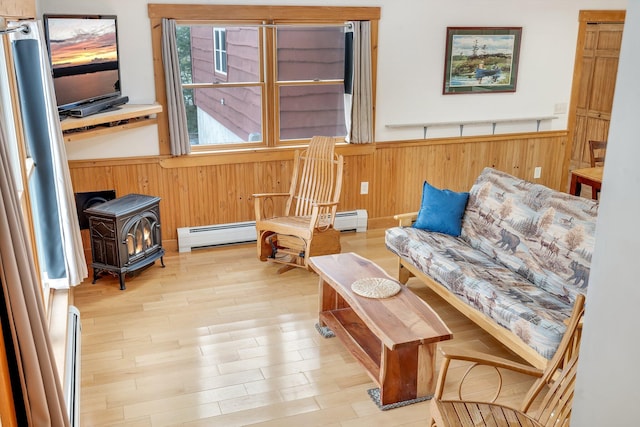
[443,27,522,95]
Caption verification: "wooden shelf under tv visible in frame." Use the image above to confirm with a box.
[60,104,163,142]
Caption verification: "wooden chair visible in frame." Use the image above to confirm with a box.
[253,136,344,273]
[588,140,607,199]
[588,140,607,167]
[430,294,586,427]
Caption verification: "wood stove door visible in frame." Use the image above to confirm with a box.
[122,212,162,267]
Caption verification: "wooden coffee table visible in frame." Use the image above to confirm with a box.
[308,252,452,406]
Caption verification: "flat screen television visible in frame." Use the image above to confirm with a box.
[43,14,122,114]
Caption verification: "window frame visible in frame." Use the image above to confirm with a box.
[149,4,380,156]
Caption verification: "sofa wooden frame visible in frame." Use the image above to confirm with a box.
[394,212,550,370]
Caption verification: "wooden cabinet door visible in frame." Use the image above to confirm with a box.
[571,22,623,169]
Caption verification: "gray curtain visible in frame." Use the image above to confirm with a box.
[345,21,373,144]
[10,22,87,289]
[13,39,67,283]
[0,86,69,426]
[162,18,191,155]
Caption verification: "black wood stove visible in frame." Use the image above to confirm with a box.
[85,193,165,290]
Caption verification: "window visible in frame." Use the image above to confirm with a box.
[177,22,348,148]
[213,28,227,75]
[150,5,380,153]
[177,24,262,146]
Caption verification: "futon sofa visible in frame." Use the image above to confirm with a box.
[385,167,597,368]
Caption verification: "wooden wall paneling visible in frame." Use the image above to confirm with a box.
[401,145,429,212]
[370,134,567,220]
[340,154,375,214]
[239,163,261,221]
[163,166,189,243]
[524,139,544,187]
[68,131,568,253]
[69,165,114,193]
[492,138,523,178]
[0,0,35,19]
[250,159,292,219]
[188,166,207,225]
[110,165,131,197]
[235,164,256,220]
[221,165,235,222]
[230,163,251,223]
[443,143,471,190]
[456,141,490,187]
[373,146,409,218]
[370,147,393,218]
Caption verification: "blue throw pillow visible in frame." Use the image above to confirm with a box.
[413,181,469,236]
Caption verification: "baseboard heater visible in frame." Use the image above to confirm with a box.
[64,305,81,427]
[178,209,368,252]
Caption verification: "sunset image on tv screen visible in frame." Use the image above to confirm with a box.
[46,16,121,108]
[48,17,118,73]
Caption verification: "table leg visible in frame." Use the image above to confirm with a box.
[570,173,580,196]
[379,342,439,405]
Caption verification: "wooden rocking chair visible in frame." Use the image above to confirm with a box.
[430,294,586,427]
[253,136,344,273]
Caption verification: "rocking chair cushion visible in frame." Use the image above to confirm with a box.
[414,181,469,237]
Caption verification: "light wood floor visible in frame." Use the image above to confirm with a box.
[74,229,536,426]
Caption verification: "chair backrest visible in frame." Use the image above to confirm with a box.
[521,294,586,426]
[588,140,607,167]
[285,136,344,221]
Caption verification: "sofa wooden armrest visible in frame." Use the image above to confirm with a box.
[393,211,418,227]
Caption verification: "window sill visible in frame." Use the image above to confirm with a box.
[159,142,375,168]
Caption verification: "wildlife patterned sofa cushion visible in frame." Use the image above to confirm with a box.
[385,226,574,359]
[460,167,598,304]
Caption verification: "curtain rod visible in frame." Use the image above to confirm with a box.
[260,22,352,29]
[0,23,30,35]
[182,21,352,30]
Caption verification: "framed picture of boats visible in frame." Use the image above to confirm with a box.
[443,27,522,94]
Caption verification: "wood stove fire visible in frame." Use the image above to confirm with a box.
[85,193,165,290]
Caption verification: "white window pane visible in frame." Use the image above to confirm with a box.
[279,84,346,140]
[188,86,262,145]
[180,25,258,83]
[277,26,346,81]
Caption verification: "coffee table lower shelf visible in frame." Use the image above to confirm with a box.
[320,308,382,379]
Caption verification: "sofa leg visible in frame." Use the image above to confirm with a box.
[398,262,413,284]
